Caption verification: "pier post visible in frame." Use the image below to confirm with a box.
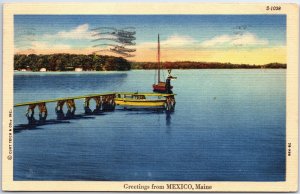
[102,95,115,111]
[93,96,102,113]
[55,101,65,113]
[84,97,93,114]
[55,100,65,119]
[111,94,116,110]
[102,96,108,111]
[37,102,48,121]
[165,96,176,111]
[66,99,76,117]
[26,104,36,124]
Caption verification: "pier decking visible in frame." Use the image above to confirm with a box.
[14,92,176,122]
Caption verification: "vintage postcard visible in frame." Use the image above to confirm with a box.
[2,2,299,192]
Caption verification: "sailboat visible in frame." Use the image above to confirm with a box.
[152,34,176,94]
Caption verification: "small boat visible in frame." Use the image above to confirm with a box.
[152,34,176,94]
[115,92,176,110]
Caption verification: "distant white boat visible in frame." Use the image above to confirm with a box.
[75,67,83,72]
[40,68,47,72]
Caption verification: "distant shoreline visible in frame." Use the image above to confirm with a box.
[14,54,286,72]
[14,66,287,73]
[131,61,286,70]
[14,68,287,74]
[14,65,287,72]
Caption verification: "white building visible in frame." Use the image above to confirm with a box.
[40,68,47,72]
[75,67,83,72]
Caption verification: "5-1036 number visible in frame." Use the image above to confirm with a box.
[266,6,281,11]
[288,143,291,156]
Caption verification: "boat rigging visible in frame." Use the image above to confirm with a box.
[152,34,176,94]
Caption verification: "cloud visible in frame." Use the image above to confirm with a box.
[15,41,71,54]
[31,41,71,50]
[16,24,97,52]
[43,24,95,40]
[161,35,196,46]
[138,34,196,49]
[201,32,269,48]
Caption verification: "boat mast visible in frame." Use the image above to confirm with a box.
[158,34,160,83]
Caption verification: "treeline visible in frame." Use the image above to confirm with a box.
[14,54,131,71]
[131,61,287,69]
[14,54,286,71]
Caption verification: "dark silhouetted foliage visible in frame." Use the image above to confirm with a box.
[14,54,286,71]
[14,54,131,71]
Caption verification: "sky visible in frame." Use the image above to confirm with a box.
[14,15,286,65]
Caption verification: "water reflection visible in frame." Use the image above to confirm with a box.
[14,119,71,133]
[56,110,77,120]
[15,113,97,133]
[165,111,172,126]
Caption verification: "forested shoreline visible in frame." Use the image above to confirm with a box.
[14,54,286,71]
[131,61,286,69]
[14,54,131,71]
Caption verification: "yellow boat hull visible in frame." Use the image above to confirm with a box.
[115,98,165,107]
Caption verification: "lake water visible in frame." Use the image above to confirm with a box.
[13,69,286,181]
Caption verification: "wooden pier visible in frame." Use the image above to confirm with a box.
[14,92,176,122]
